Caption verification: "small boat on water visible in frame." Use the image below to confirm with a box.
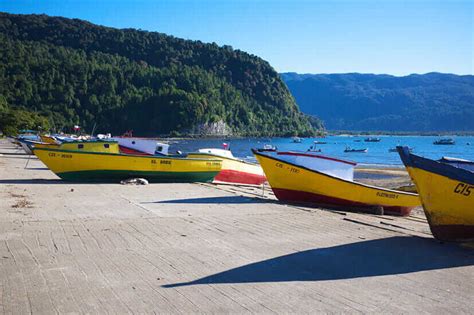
[364,137,381,142]
[253,149,420,216]
[344,147,368,153]
[33,147,222,183]
[433,138,455,145]
[306,146,322,153]
[187,146,266,185]
[292,137,302,143]
[397,146,474,241]
[313,141,327,145]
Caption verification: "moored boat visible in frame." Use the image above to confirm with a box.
[253,149,420,216]
[364,137,381,142]
[397,146,474,241]
[292,137,302,143]
[33,147,222,183]
[344,147,368,153]
[187,148,266,185]
[433,138,455,145]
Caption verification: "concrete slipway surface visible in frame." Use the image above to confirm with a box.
[0,139,473,314]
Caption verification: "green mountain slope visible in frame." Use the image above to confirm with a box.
[0,13,319,136]
[281,72,474,132]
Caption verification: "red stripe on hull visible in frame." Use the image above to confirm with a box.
[272,188,413,216]
[119,145,152,156]
[429,224,474,242]
[214,169,266,185]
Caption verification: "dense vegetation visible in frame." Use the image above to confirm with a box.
[282,72,474,132]
[0,13,319,136]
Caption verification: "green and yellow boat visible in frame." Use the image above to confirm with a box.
[33,147,222,183]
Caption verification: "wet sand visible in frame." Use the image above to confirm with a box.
[1,139,473,313]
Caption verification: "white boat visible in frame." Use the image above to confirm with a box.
[111,137,169,155]
[187,147,266,185]
[271,151,356,181]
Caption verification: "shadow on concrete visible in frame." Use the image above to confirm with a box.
[163,236,474,287]
[0,179,68,185]
[146,195,266,204]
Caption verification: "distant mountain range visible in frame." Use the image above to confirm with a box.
[281,72,474,132]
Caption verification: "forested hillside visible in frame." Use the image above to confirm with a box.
[282,72,474,132]
[0,13,319,136]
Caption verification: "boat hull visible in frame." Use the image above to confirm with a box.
[187,153,266,185]
[397,147,474,241]
[33,148,222,183]
[253,150,420,216]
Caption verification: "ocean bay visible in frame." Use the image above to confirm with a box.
[174,135,474,166]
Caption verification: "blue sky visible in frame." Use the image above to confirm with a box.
[1,0,472,75]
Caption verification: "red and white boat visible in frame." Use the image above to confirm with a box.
[187,145,266,185]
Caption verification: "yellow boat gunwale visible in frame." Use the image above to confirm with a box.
[33,147,223,162]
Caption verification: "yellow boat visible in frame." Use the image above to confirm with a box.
[397,146,474,241]
[253,149,420,216]
[33,147,222,183]
[34,140,119,153]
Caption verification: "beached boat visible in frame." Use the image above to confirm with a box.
[33,147,222,183]
[433,138,455,145]
[187,148,266,185]
[397,146,474,241]
[344,147,368,153]
[253,149,420,215]
[111,137,169,155]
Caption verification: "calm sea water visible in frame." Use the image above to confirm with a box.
[171,135,474,166]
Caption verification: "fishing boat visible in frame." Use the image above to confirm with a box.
[111,137,169,155]
[187,145,266,185]
[291,137,302,143]
[33,147,222,183]
[313,140,327,145]
[364,137,381,142]
[253,149,420,216]
[397,146,474,241]
[344,147,368,153]
[433,138,455,145]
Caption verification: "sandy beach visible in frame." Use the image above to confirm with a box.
[1,138,473,313]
